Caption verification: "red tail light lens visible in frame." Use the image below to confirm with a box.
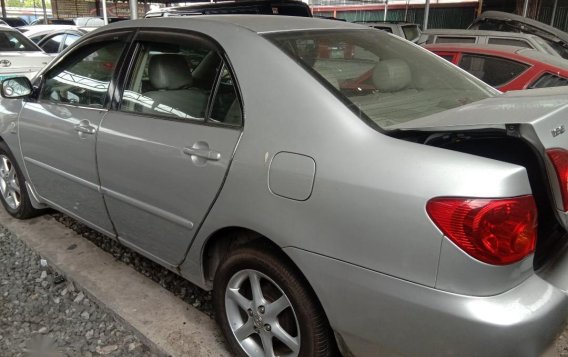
[426,196,537,265]
[546,148,568,211]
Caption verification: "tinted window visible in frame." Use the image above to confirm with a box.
[438,54,455,62]
[121,41,219,121]
[40,41,125,108]
[29,34,47,44]
[267,30,494,129]
[458,54,529,87]
[0,30,38,51]
[529,73,568,88]
[41,34,64,53]
[436,36,476,44]
[487,38,532,48]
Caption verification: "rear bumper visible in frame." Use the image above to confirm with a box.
[285,247,568,357]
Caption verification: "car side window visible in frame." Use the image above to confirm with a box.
[40,41,125,108]
[487,38,532,48]
[41,34,64,53]
[209,64,242,126]
[63,34,81,50]
[529,73,568,89]
[435,36,476,44]
[458,54,529,87]
[121,41,220,121]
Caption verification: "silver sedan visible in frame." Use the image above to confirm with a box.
[0,15,568,357]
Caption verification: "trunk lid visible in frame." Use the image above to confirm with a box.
[392,86,568,229]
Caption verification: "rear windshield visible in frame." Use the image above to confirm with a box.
[266,29,494,129]
[0,30,40,51]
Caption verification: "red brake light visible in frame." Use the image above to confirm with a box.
[546,148,568,211]
[426,196,537,265]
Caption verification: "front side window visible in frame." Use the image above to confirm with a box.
[267,30,494,129]
[458,54,530,87]
[401,25,420,42]
[64,34,81,50]
[121,41,219,121]
[40,41,125,108]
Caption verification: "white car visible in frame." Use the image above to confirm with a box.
[0,27,51,80]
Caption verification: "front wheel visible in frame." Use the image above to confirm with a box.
[0,141,40,219]
[213,244,336,357]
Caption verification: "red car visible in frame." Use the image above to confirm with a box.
[424,43,568,91]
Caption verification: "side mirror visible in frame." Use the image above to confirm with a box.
[1,77,33,99]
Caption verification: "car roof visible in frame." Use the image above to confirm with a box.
[422,29,538,39]
[146,0,310,15]
[98,15,366,34]
[356,21,417,26]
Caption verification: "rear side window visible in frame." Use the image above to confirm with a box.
[435,36,476,44]
[487,38,532,48]
[529,73,568,88]
[458,54,529,87]
[121,41,217,121]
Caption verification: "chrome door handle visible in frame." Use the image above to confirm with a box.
[183,147,221,161]
[74,120,96,135]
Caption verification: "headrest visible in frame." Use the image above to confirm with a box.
[372,59,411,92]
[149,54,193,90]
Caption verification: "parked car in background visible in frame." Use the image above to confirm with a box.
[419,29,563,57]
[3,16,568,357]
[72,17,128,27]
[19,25,86,43]
[1,17,27,27]
[36,28,88,54]
[355,20,421,42]
[29,18,75,25]
[0,26,50,80]
[145,0,311,17]
[425,43,568,91]
[469,10,568,59]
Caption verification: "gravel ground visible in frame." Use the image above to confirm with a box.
[4,211,568,356]
[0,226,156,357]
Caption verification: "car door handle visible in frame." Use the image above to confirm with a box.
[74,120,96,135]
[183,147,221,161]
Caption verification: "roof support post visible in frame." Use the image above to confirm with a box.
[130,0,138,20]
[41,0,48,24]
[102,0,108,25]
[550,0,558,26]
[384,0,388,21]
[522,0,529,17]
[423,0,430,30]
[0,0,6,19]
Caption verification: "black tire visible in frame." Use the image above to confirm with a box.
[213,243,337,357]
[0,141,40,219]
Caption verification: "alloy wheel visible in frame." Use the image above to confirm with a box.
[225,269,301,357]
[0,154,21,210]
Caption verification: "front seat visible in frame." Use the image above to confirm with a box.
[143,54,208,119]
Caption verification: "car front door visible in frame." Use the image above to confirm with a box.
[18,31,133,235]
[97,31,243,265]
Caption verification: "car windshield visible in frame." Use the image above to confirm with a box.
[266,29,495,129]
[0,30,40,51]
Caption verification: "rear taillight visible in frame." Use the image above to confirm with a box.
[546,148,568,211]
[426,196,537,265]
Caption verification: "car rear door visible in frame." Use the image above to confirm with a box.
[18,30,133,235]
[97,31,243,266]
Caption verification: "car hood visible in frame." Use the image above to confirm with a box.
[391,87,568,132]
[0,51,51,74]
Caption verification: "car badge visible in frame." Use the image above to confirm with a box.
[0,59,11,67]
[552,125,565,138]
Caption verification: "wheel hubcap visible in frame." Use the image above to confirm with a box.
[0,155,20,210]
[225,269,300,357]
